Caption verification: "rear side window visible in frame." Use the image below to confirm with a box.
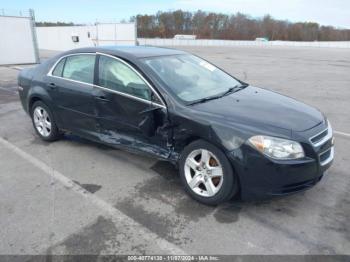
[98,55,152,101]
[52,58,66,77]
[62,54,95,84]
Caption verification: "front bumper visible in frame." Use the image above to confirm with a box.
[228,123,334,200]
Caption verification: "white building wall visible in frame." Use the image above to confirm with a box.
[96,23,136,46]
[36,23,136,51]
[36,26,96,51]
[138,38,350,49]
[0,15,39,65]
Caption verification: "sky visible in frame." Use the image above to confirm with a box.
[1,0,350,28]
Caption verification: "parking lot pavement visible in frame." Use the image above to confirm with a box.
[0,46,349,255]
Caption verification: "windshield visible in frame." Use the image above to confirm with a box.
[141,54,242,103]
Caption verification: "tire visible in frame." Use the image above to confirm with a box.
[31,101,60,141]
[179,140,238,206]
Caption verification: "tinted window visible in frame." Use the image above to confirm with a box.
[52,58,66,77]
[62,55,95,84]
[142,54,241,103]
[98,55,152,101]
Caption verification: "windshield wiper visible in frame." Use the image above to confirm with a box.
[188,84,248,106]
[219,85,243,97]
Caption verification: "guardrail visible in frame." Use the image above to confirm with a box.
[138,38,350,49]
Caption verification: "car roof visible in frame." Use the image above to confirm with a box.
[65,46,187,59]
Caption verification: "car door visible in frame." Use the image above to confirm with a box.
[47,53,97,138]
[93,54,171,158]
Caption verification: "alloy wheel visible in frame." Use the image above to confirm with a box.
[33,106,52,137]
[184,149,224,197]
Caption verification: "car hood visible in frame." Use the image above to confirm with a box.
[190,86,323,132]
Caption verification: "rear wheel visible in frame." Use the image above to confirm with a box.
[31,101,60,141]
[179,140,238,205]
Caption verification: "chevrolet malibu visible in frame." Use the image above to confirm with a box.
[18,46,334,205]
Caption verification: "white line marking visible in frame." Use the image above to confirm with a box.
[334,131,350,138]
[0,137,187,255]
[0,86,18,95]
[11,66,24,71]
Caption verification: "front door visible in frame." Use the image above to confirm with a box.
[93,54,170,158]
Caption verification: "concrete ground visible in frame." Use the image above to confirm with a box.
[0,46,349,256]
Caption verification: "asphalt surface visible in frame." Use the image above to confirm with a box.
[0,46,349,255]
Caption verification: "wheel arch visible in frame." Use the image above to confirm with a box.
[27,87,64,129]
[28,96,43,112]
[27,85,52,112]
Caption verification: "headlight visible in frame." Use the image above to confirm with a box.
[248,135,305,160]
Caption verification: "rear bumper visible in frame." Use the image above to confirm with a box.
[18,88,28,113]
[228,143,334,201]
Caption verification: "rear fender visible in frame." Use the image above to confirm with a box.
[27,86,64,128]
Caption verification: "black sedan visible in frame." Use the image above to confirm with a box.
[18,46,334,205]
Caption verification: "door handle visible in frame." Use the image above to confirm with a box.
[47,82,56,90]
[95,95,110,102]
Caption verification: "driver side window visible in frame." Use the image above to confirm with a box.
[98,55,152,101]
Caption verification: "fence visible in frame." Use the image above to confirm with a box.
[36,23,136,51]
[0,9,39,65]
[138,38,350,49]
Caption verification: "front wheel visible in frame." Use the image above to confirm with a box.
[179,140,238,205]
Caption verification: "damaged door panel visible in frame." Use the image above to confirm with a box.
[94,54,171,158]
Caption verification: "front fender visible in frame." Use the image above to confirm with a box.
[170,109,291,160]
[170,113,245,162]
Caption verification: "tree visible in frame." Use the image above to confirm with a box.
[133,10,350,41]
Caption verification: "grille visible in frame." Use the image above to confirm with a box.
[319,147,334,166]
[309,121,334,166]
[320,148,331,162]
[310,129,328,144]
[309,122,332,148]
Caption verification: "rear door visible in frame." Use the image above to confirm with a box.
[93,54,170,158]
[47,53,97,138]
